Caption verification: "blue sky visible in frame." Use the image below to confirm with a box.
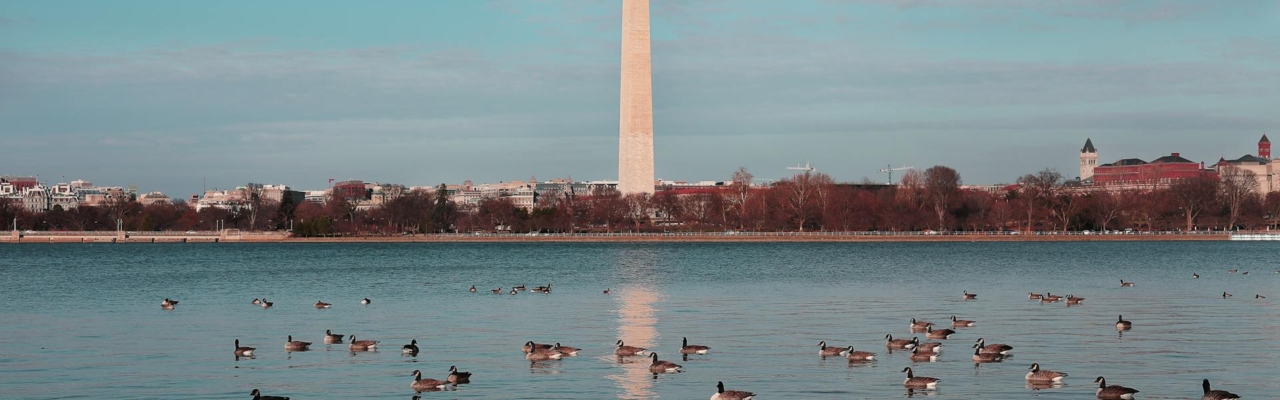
[2,0,1278,195]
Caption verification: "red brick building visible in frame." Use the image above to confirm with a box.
[1083,139,1216,188]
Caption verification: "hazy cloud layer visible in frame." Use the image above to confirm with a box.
[0,0,1277,194]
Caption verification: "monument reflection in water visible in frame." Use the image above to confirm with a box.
[606,247,662,399]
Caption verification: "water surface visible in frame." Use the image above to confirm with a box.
[1,242,1276,399]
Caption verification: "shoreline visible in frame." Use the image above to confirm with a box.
[3,231,1237,243]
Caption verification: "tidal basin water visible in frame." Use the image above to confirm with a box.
[1,242,1277,399]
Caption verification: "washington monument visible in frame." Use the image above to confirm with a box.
[618,0,655,195]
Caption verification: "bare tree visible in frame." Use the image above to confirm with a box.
[1092,190,1133,232]
[1167,175,1219,231]
[625,192,653,230]
[1016,169,1062,232]
[101,190,133,228]
[242,185,266,231]
[730,167,753,230]
[923,166,962,231]
[1219,166,1259,230]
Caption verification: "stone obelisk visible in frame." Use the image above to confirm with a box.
[618,0,655,195]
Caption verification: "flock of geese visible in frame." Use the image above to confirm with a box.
[166,269,1265,400]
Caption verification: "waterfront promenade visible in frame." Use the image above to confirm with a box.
[2,230,1230,243]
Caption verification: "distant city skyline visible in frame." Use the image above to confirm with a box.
[2,1,1278,196]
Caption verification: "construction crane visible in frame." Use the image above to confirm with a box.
[787,161,816,175]
[878,164,915,184]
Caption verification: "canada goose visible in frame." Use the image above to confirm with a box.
[1243,271,1250,275]
[1025,363,1067,382]
[818,341,848,357]
[348,335,378,351]
[1116,315,1132,331]
[469,285,476,293]
[1094,376,1139,399]
[971,344,1002,362]
[916,341,943,353]
[909,347,938,362]
[901,367,940,389]
[648,352,682,373]
[161,298,178,309]
[523,341,553,353]
[360,298,371,305]
[410,369,451,392]
[603,288,611,294]
[963,290,977,300]
[1042,293,1062,302]
[532,283,551,293]
[680,337,710,355]
[525,341,563,360]
[1028,292,1043,300]
[324,329,343,344]
[447,365,472,384]
[711,381,755,400]
[260,298,273,308]
[1201,379,1240,400]
[510,288,517,295]
[284,335,311,351]
[1193,273,1199,279]
[491,287,502,294]
[234,339,255,357]
[885,334,916,349]
[402,339,418,355]
[251,298,261,305]
[950,315,975,327]
[314,301,331,309]
[615,340,649,357]
[1223,292,1233,298]
[513,284,526,291]
[553,343,580,356]
[843,346,875,361]
[1120,280,1135,287]
[974,338,1013,355]
[1258,294,1267,299]
[1228,269,1238,273]
[926,326,955,340]
[250,389,289,400]
[1066,295,1085,305]
[910,318,934,330]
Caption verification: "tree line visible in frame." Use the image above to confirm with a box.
[3,165,1275,236]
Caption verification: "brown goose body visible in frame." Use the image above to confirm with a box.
[916,342,943,353]
[491,287,502,294]
[523,341,553,353]
[1066,295,1084,305]
[250,389,290,400]
[323,329,344,344]
[971,345,1002,362]
[974,338,1012,355]
[1120,280,1135,287]
[909,347,938,362]
[963,290,977,300]
[284,335,311,351]
[902,367,940,389]
[680,337,710,354]
[314,301,331,309]
[525,343,563,361]
[1201,379,1240,400]
[402,339,419,355]
[553,343,580,356]
[161,298,179,309]
[711,381,755,400]
[885,334,917,349]
[1028,292,1043,300]
[843,346,875,361]
[1094,376,1139,399]
[926,326,955,339]
[260,298,273,308]
[447,366,472,384]
[647,352,682,373]
[614,340,649,357]
[348,335,378,351]
[410,370,451,391]
[1025,363,1067,382]
[909,318,934,330]
[234,339,255,357]
[1116,315,1132,331]
[950,315,975,327]
[1042,293,1062,302]
[469,285,476,293]
[818,341,848,357]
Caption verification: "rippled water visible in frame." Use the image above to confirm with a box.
[1,242,1276,399]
